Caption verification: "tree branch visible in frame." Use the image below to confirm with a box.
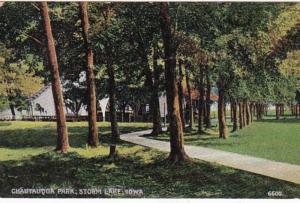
[23,33,44,46]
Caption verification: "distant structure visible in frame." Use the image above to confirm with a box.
[0,84,110,121]
[158,87,219,123]
[0,83,219,122]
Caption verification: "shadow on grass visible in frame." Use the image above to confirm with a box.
[152,131,237,148]
[255,118,300,124]
[0,122,11,127]
[0,126,150,149]
[0,149,299,198]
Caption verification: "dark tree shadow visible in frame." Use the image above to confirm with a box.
[0,150,299,198]
[0,125,150,149]
[0,122,11,127]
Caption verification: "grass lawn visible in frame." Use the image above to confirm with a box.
[149,118,300,165]
[0,121,300,198]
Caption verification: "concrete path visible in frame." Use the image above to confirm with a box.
[121,129,300,185]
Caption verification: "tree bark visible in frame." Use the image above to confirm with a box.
[230,102,233,123]
[218,80,228,139]
[40,2,69,153]
[122,105,126,122]
[239,102,243,129]
[242,101,246,127]
[107,61,120,158]
[151,44,163,136]
[9,100,16,120]
[79,2,99,147]
[224,102,227,120]
[185,62,194,129]
[245,99,249,125]
[259,103,262,120]
[177,59,185,131]
[249,102,253,123]
[232,100,237,132]
[276,104,279,120]
[160,2,189,163]
[197,65,205,133]
[205,65,211,128]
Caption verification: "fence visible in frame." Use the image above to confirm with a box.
[0,112,153,123]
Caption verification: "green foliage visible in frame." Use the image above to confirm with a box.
[269,4,300,47]
[0,43,43,112]
[1,2,300,108]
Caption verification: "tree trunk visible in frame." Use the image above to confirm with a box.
[230,102,233,123]
[197,65,205,133]
[136,28,157,129]
[198,96,204,134]
[185,62,194,129]
[239,102,243,129]
[177,59,185,131]
[204,68,211,128]
[122,105,126,122]
[224,102,227,120]
[160,2,189,163]
[245,100,249,125]
[259,104,262,119]
[9,102,16,120]
[79,2,99,147]
[249,102,253,123]
[107,61,120,158]
[151,44,163,136]
[276,104,279,120]
[40,2,69,153]
[256,104,258,117]
[242,101,246,127]
[218,80,228,139]
[232,100,237,132]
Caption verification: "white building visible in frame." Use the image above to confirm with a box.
[0,84,110,120]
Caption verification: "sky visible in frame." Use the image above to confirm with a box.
[0,2,4,7]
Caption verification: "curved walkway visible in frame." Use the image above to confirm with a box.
[121,129,300,185]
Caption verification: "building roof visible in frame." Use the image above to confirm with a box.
[183,87,218,101]
[28,84,52,101]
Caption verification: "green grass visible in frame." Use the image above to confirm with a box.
[0,121,300,198]
[150,118,300,165]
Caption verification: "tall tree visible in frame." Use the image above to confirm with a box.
[204,64,211,128]
[107,59,120,158]
[231,99,238,132]
[185,61,194,129]
[177,58,185,130]
[151,43,163,136]
[217,78,228,139]
[197,64,205,133]
[79,2,99,147]
[40,2,69,152]
[159,2,189,163]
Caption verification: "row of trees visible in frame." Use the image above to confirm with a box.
[1,2,300,162]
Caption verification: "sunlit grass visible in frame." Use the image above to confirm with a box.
[150,118,300,165]
[0,121,299,198]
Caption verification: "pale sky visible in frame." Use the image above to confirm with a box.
[0,2,4,7]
